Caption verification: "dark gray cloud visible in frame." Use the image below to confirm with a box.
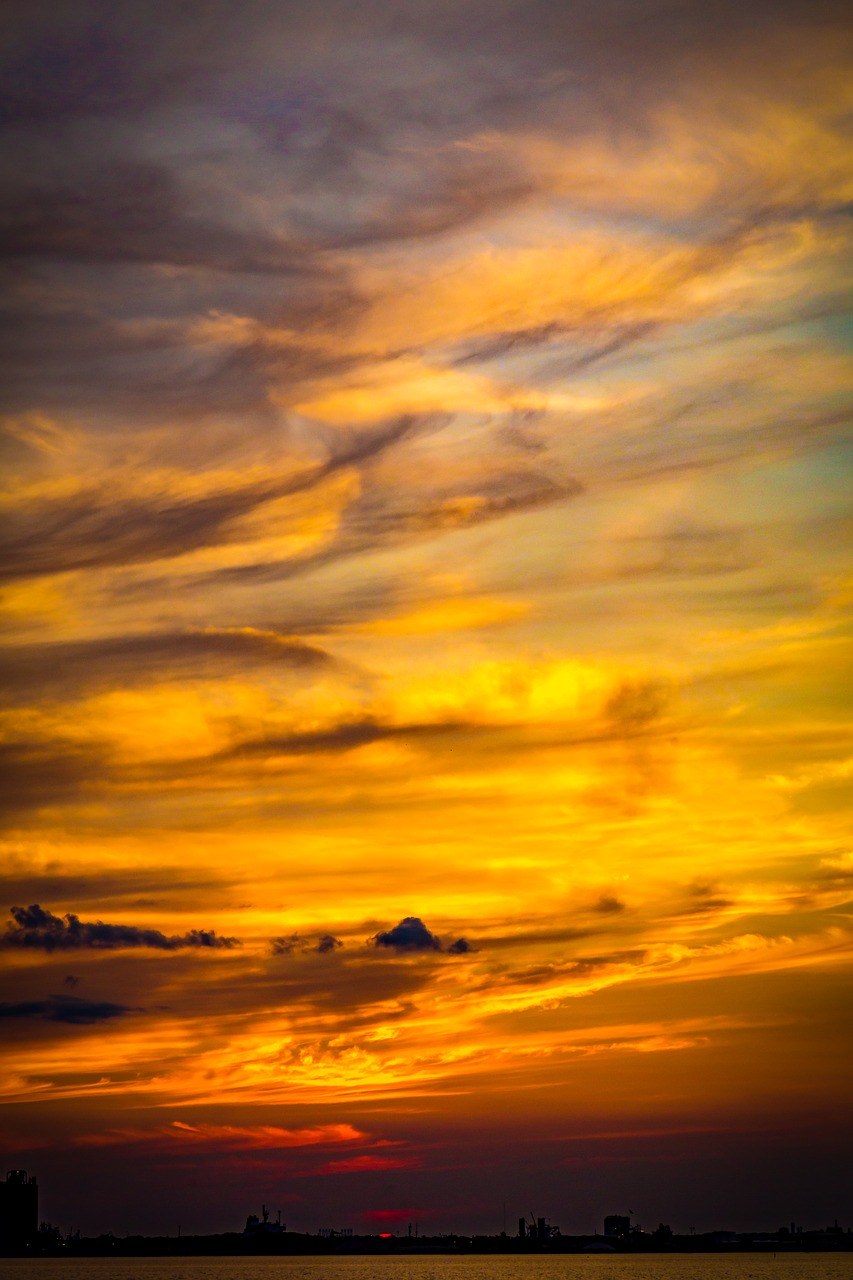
[446,937,475,954]
[0,629,334,705]
[307,163,538,250]
[0,0,242,126]
[316,934,343,954]
[373,917,442,953]
[221,718,468,762]
[0,256,361,425]
[0,310,286,422]
[2,904,239,952]
[371,917,473,955]
[272,933,345,956]
[594,895,625,915]
[1,160,321,274]
[270,933,301,956]
[0,994,136,1024]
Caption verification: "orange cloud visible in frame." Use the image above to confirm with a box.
[78,1122,368,1150]
[315,1154,420,1175]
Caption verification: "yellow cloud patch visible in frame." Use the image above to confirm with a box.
[350,594,530,636]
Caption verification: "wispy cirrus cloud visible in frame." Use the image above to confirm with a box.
[77,1120,370,1150]
[0,0,850,1234]
[315,1153,419,1174]
[0,628,334,704]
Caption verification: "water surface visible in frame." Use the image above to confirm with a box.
[4,1253,852,1280]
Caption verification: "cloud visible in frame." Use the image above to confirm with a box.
[373,917,442,953]
[0,290,358,425]
[595,896,626,915]
[0,0,849,1194]
[325,165,538,250]
[0,739,108,816]
[1,159,322,274]
[200,464,581,592]
[316,1154,419,1175]
[0,415,422,582]
[270,933,301,956]
[167,1121,365,1150]
[364,1208,421,1225]
[471,925,597,952]
[1,474,305,581]
[0,994,135,1024]
[0,866,237,915]
[271,932,344,956]
[2,904,239,952]
[0,2,233,125]
[0,628,334,704]
[222,718,467,762]
[372,917,473,955]
[680,883,736,916]
[79,1121,369,1151]
[317,934,343,953]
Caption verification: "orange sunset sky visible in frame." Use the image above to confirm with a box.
[0,0,851,1238]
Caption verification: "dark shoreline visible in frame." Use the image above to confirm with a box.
[6,1230,852,1259]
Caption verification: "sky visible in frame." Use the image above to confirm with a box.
[0,0,851,1241]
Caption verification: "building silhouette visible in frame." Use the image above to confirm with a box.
[0,1170,38,1249]
[244,1205,285,1235]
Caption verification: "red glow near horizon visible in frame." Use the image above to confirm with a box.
[365,1208,421,1224]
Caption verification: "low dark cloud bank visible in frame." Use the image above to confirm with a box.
[271,933,344,956]
[0,994,135,1024]
[0,628,333,704]
[3,904,239,952]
